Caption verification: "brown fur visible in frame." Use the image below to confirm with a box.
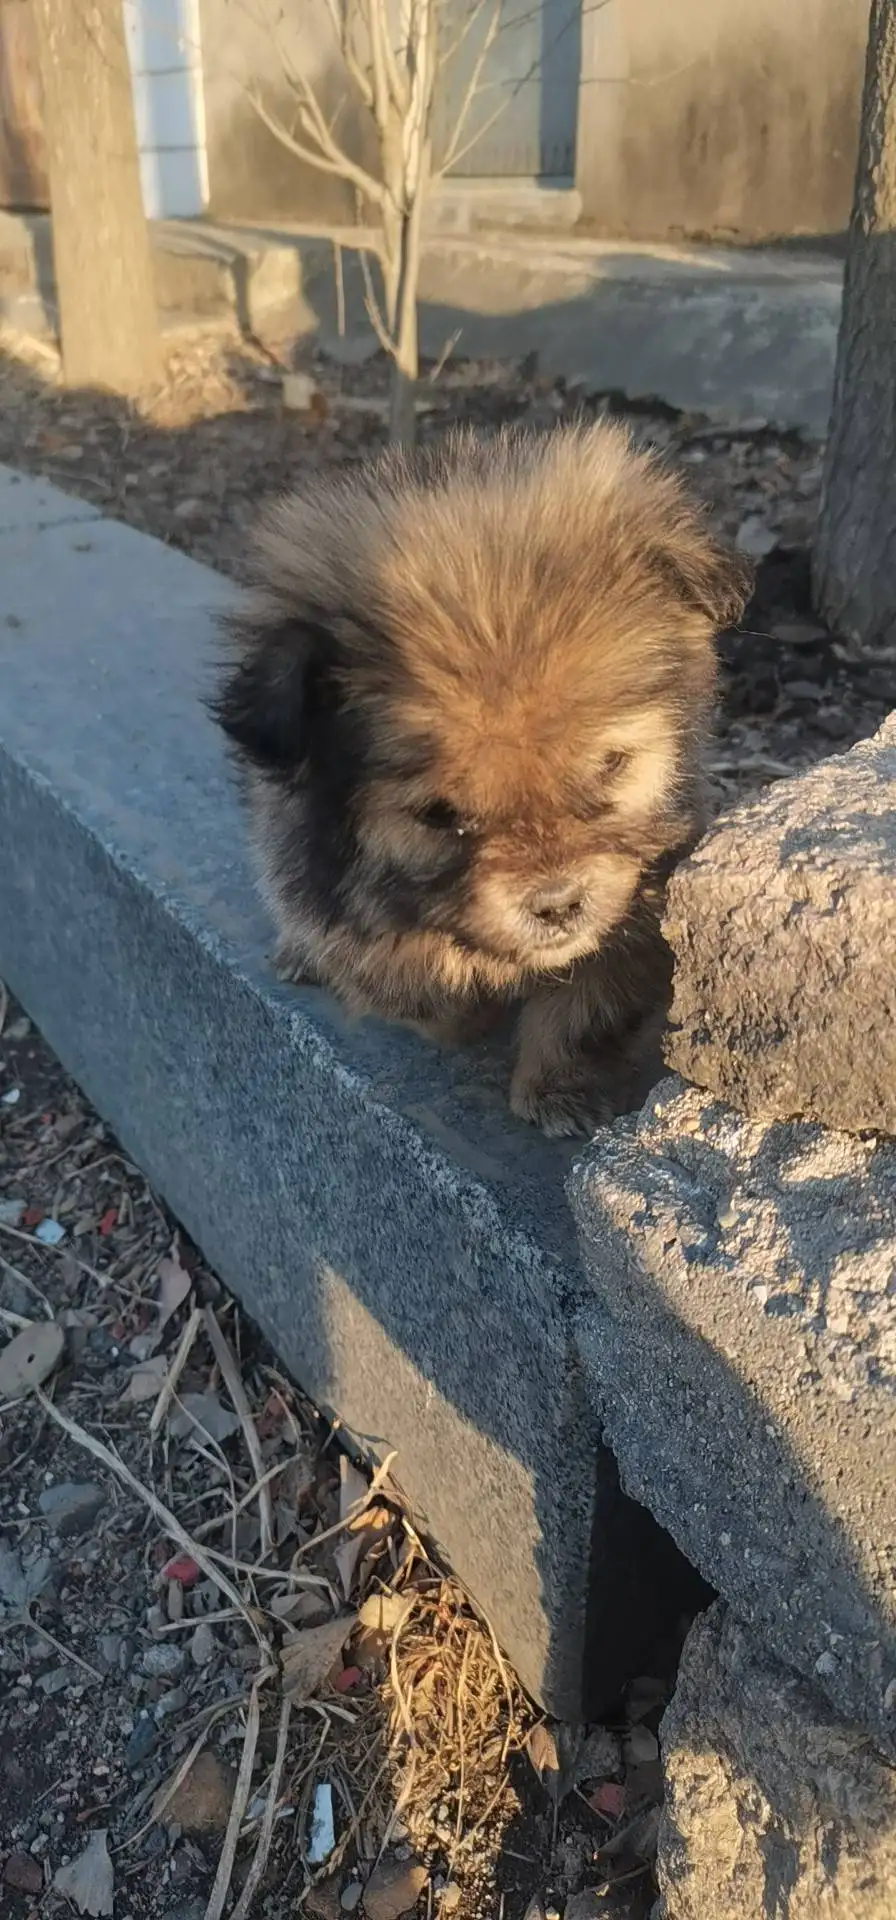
[214,422,750,1136]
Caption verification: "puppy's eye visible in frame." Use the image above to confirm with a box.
[602,748,631,777]
[415,799,468,835]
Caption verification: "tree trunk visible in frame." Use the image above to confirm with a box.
[31,0,162,394]
[388,178,426,446]
[813,0,896,649]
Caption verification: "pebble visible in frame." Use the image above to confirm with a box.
[142,1642,186,1681]
[125,1715,159,1769]
[38,1481,105,1538]
[624,1725,659,1766]
[282,371,319,412]
[440,1886,462,1913]
[166,1578,184,1623]
[146,1603,168,1638]
[736,514,779,559]
[98,1632,124,1672]
[154,1685,189,1719]
[36,1667,70,1696]
[162,1749,237,1834]
[340,1884,363,1913]
[4,1852,43,1893]
[189,1621,216,1667]
[363,1858,428,1920]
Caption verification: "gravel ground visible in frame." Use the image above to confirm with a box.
[1,322,894,1920]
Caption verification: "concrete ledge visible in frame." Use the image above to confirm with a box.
[0,210,334,337]
[663,715,896,1133]
[656,1603,896,1920]
[570,1078,896,1753]
[0,468,703,1719]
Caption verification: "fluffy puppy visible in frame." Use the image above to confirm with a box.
[214,422,749,1136]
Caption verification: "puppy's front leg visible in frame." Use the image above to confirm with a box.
[510,957,666,1139]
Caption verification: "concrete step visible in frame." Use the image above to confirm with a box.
[0,210,334,336]
[425,177,582,235]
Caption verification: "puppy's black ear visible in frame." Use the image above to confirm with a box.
[213,614,340,772]
[657,525,754,631]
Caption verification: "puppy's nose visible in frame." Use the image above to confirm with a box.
[528,880,584,929]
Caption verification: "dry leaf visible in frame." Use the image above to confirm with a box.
[120,1351,169,1403]
[156,1250,192,1328]
[169,1391,241,1444]
[280,1614,356,1703]
[270,1588,331,1627]
[335,1502,393,1600]
[357,1590,412,1636]
[53,1830,114,1916]
[0,1320,64,1402]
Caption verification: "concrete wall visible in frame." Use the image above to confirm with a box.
[577,0,869,241]
[198,0,373,224]
[199,0,869,241]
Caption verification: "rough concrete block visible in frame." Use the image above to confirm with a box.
[570,1078,896,1753]
[656,1603,896,1920]
[663,715,896,1133]
[0,467,704,1720]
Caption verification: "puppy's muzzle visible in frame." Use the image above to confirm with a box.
[525,878,585,941]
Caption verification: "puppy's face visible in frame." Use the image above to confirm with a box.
[217,424,749,987]
[353,681,685,974]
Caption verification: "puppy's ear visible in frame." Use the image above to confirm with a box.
[213,613,341,772]
[656,523,753,631]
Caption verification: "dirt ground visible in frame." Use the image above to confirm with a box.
[1,322,895,1920]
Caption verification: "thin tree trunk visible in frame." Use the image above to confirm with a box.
[388,177,426,445]
[813,0,896,649]
[31,0,162,394]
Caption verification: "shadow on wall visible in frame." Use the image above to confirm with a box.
[0,330,891,1888]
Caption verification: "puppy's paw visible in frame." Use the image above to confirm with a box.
[509,1068,615,1139]
[273,941,321,987]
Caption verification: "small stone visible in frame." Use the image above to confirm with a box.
[4,1852,43,1893]
[440,1887,462,1914]
[125,1715,158,1769]
[189,1621,216,1667]
[341,1884,363,1914]
[282,371,319,412]
[163,1749,236,1834]
[6,1016,31,1041]
[154,1685,189,1719]
[736,515,778,559]
[98,1632,124,1672]
[564,1894,613,1920]
[363,1859,428,1920]
[38,1481,105,1537]
[146,1604,167,1638]
[142,1643,185,1681]
[166,1578,184,1623]
[624,1725,659,1766]
[37,1667,71,1695]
